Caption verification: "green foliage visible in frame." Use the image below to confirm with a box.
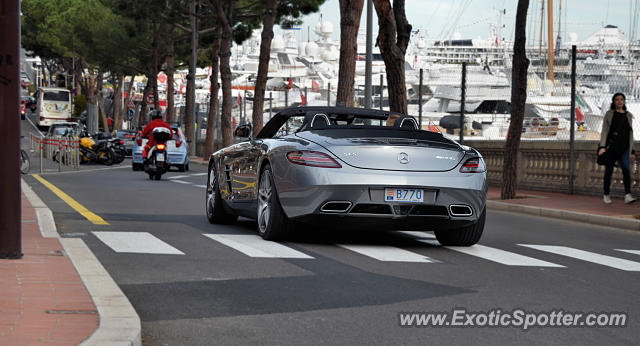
[73,94,87,117]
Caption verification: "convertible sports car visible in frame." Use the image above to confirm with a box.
[205,107,487,246]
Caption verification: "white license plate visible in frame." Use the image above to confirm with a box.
[156,153,165,161]
[385,188,424,203]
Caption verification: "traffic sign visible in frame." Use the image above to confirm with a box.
[157,73,167,84]
[144,92,154,105]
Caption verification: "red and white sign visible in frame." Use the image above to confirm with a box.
[144,92,155,105]
[157,72,167,84]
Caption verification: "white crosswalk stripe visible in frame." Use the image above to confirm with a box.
[441,244,564,267]
[520,245,640,271]
[170,180,192,185]
[616,249,640,256]
[337,244,435,263]
[398,231,436,239]
[92,232,184,255]
[191,173,207,176]
[194,185,207,189]
[167,175,189,179]
[203,234,313,258]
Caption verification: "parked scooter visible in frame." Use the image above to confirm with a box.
[144,127,172,180]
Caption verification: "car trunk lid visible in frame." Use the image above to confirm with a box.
[296,134,464,171]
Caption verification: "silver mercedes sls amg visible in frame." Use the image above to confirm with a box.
[205,107,487,246]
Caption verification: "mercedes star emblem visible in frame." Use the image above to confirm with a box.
[398,152,409,164]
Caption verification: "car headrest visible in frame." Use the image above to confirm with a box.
[310,113,331,128]
[393,116,419,130]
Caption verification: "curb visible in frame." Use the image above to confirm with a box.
[487,199,640,231]
[21,180,142,346]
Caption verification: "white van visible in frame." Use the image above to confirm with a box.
[34,87,72,127]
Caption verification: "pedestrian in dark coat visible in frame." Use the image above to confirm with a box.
[598,92,636,204]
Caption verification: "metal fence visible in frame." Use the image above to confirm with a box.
[30,133,80,172]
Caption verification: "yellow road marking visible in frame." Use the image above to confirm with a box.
[32,174,109,225]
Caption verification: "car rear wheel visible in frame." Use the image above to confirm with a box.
[257,164,292,240]
[206,164,237,224]
[435,206,485,246]
[178,164,186,172]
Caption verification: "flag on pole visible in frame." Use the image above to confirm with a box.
[575,93,585,123]
[287,76,292,90]
[300,91,306,106]
[237,92,242,107]
[311,80,320,92]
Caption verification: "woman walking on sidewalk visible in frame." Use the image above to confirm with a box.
[598,92,636,204]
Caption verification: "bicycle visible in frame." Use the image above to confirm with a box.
[20,149,30,174]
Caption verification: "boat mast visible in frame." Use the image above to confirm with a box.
[539,0,545,56]
[547,0,554,82]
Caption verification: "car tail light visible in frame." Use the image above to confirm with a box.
[117,140,124,145]
[157,144,166,151]
[175,139,182,147]
[460,157,486,173]
[67,118,72,121]
[286,151,342,168]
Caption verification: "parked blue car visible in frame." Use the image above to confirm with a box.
[132,125,190,172]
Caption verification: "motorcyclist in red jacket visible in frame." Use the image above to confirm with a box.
[141,110,173,159]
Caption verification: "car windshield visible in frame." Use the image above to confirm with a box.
[43,91,70,102]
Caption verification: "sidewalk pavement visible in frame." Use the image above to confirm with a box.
[3,166,638,345]
[0,181,141,346]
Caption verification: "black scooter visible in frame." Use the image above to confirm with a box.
[144,127,171,180]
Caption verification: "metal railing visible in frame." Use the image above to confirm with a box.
[30,133,80,172]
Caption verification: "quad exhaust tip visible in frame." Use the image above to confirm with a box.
[449,204,473,217]
[320,201,352,213]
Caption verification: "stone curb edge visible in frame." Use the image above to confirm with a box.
[21,179,142,346]
[486,200,640,231]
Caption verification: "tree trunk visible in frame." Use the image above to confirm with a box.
[372,0,411,114]
[250,0,278,135]
[204,23,221,158]
[112,73,124,132]
[152,21,160,111]
[118,75,134,131]
[218,1,233,147]
[96,71,109,132]
[166,36,176,123]
[139,79,152,128]
[501,0,530,200]
[337,0,365,108]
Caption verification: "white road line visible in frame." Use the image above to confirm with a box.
[171,180,192,184]
[193,185,207,189]
[616,249,640,256]
[520,245,640,271]
[92,231,184,255]
[203,234,313,258]
[338,244,435,262]
[443,244,564,267]
[167,175,189,179]
[398,231,436,239]
[191,173,207,176]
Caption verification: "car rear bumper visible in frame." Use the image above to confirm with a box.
[272,162,486,224]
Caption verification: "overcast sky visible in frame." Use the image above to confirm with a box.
[275,0,639,44]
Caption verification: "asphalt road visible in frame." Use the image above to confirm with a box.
[20,116,640,345]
